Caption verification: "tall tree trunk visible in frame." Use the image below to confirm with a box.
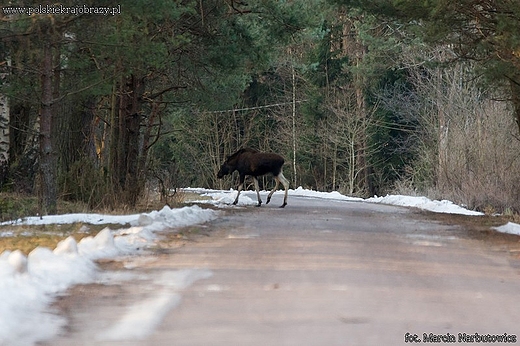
[343,16,372,196]
[39,41,57,214]
[509,76,520,136]
[0,60,9,187]
[291,62,297,188]
[112,74,144,206]
[108,79,119,191]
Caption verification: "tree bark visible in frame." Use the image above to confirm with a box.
[111,74,145,206]
[291,62,297,188]
[0,60,9,187]
[39,41,57,214]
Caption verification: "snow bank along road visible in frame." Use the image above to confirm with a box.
[45,193,520,346]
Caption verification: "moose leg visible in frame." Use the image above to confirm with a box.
[266,178,280,205]
[278,171,290,208]
[252,177,262,207]
[233,174,246,205]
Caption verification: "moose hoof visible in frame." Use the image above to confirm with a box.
[279,203,287,208]
[232,200,238,205]
[256,203,262,207]
[266,197,271,205]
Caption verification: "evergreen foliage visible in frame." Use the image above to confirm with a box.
[1,0,519,213]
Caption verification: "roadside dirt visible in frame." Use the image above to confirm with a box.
[414,210,520,259]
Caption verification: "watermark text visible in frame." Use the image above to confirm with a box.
[2,4,121,16]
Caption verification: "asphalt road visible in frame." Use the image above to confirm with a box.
[46,193,520,346]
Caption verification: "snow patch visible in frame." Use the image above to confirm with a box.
[493,222,520,236]
[189,186,483,216]
[0,205,218,346]
[366,194,484,216]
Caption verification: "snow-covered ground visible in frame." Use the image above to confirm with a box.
[0,205,218,346]
[187,186,484,216]
[0,188,519,345]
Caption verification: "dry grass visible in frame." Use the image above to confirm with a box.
[0,223,116,255]
[0,189,202,255]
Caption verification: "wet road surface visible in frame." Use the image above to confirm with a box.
[46,194,520,345]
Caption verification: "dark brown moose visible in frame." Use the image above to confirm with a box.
[217,148,289,207]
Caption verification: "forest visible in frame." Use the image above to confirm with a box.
[0,0,519,217]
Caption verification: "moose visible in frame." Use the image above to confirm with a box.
[217,148,289,208]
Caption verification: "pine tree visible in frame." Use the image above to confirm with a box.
[334,0,520,133]
[1,9,85,214]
